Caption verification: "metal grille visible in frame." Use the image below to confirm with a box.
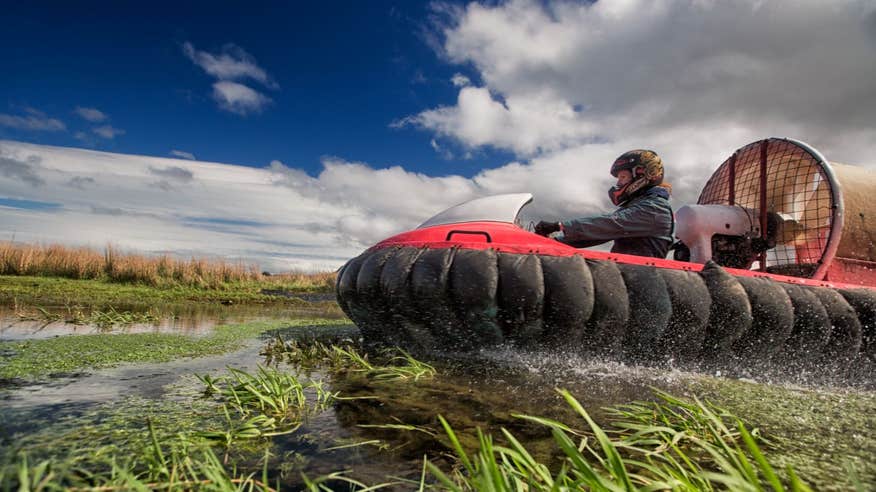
[697,138,835,277]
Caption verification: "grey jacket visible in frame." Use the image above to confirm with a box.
[557,186,674,258]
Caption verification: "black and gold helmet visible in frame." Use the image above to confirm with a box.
[608,149,664,205]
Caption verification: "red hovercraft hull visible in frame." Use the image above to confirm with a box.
[336,220,876,382]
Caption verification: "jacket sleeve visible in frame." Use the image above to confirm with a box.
[558,198,673,248]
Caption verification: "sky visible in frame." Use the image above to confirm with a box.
[2,0,876,271]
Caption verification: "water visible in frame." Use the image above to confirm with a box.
[0,302,345,340]
[1,309,874,489]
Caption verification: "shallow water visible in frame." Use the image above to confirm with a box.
[0,302,344,340]
[1,312,874,489]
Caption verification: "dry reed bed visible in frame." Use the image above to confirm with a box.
[0,241,336,290]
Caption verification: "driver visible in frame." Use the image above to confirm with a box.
[534,149,674,258]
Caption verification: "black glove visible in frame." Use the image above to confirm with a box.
[534,221,560,236]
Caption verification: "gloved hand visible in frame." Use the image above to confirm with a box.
[534,220,560,236]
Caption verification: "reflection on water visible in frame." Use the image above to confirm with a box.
[0,302,345,340]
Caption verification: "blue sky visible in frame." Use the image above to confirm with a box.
[1,1,511,176]
[2,1,875,271]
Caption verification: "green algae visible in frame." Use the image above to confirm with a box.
[0,319,347,379]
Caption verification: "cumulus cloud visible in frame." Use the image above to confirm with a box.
[0,108,65,132]
[183,42,278,89]
[212,81,272,115]
[92,125,125,139]
[74,106,107,122]
[170,150,196,160]
[400,86,597,155]
[403,0,876,202]
[183,41,278,115]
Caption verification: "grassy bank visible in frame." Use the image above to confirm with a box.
[0,241,337,291]
[0,275,334,308]
[0,319,347,379]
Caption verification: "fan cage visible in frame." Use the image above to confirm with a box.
[696,138,842,279]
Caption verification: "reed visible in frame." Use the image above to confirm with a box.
[0,241,337,290]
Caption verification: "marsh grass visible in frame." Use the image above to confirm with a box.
[425,389,813,491]
[4,422,278,491]
[0,241,336,291]
[262,335,436,381]
[15,303,161,328]
[198,366,337,422]
[192,365,340,457]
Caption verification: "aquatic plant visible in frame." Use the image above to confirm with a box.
[263,335,436,381]
[198,365,337,421]
[425,389,813,491]
[15,303,160,328]
[3,421,278,491]
[0,319,343,379]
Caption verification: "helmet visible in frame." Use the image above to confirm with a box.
[608,149,664,205]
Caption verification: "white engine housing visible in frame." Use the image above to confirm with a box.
[675,204,760,263]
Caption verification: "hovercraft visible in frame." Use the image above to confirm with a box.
[336,138,876,378]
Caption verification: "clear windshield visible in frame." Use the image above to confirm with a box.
[417,193,533,229]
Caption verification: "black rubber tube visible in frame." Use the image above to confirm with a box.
[699,261,752,358]
[449,248,503,348]
[733,276,794,362]
[584,259,629,356]
[811,287,862,372]
[353,247,399,344]
[778,284,832,367]
[336,252,366,320]
[540,255,594,348]
[840,289,876,363]
[658,269,710,363]
[380,246,429,347]
[496,252,545,345]
[410,247,463,348]
[618,263,672,361]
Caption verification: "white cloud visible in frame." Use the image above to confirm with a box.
[92,125,125,139]
[212,81,272,115]
[1,139,604,270]
[430,138,454,159]
[183,42,278,89]
[401,86,596,155]
[0,154,45,187]
[182,41,278,116]
[451,73,470,87]
[0,108,65,132]
[170,150,196,160]
[398,0,876,208]
[74,106,108,122]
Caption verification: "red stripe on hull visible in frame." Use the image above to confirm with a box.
[372,221,876,292]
